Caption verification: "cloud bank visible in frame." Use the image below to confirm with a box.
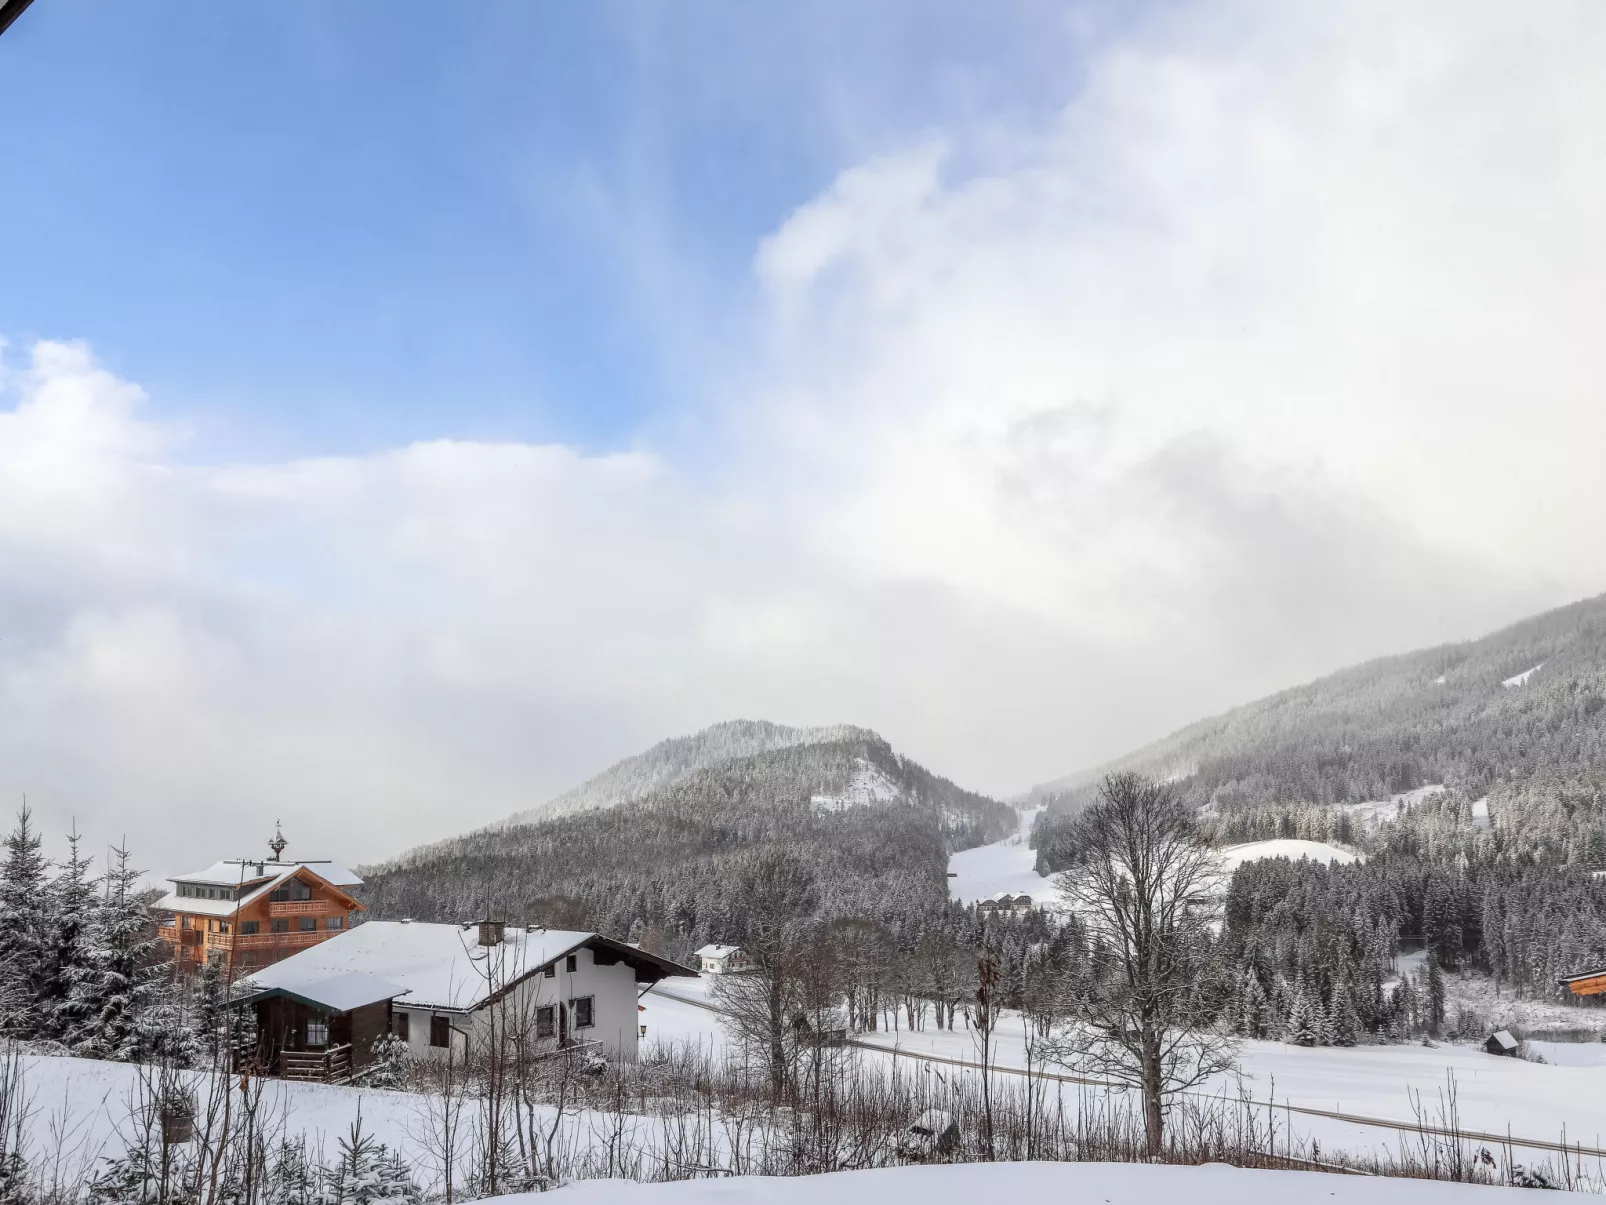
[3,0,1603,874]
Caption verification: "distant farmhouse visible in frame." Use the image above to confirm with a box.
[153,825,363,976]
[976,891,1033,917]
[234,919,696,1081]
[695,943,750,974]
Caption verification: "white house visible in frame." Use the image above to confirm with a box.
[243,919,696,1063]
[694,943,750,974]
[976,892,1033,917]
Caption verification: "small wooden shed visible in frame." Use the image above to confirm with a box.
[1484,1029,1519,1057]
[234,970,409,1082]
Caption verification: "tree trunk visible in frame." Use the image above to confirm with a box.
[1141,1037,1164,1157]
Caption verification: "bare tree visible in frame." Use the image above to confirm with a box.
[711,850,817,1096]
[1046,772,1237,1156]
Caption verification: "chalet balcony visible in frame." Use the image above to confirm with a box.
[158,926,203,946]
[231,930,328,950]
[268,900,326,916]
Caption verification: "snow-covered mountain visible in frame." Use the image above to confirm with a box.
[364,723,1015,948]
[504,720,875,825]
[1029,591,1606,816]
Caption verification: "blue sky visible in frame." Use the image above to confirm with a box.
[0,0,1117,461]
[2,2,1603,872]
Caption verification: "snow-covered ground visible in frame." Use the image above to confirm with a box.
[1503,663,1544,688]
[650,972,1606,1159]
[1215,839,1360,873]
[811,759,902,813]
[1338,785,1447,829]
[945,807,1054,906]
[515,1160,1593,1205]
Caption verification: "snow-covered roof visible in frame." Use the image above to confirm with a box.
[238,970,410,1013]
[1489,1029,1519,1050]
[243,921,695,1013]
[696,944,741,959]
[153,863,363,919]
[172,859,363,888]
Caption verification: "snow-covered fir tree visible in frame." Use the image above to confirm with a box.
[0,806,50,1036]
[69,842,172,1062]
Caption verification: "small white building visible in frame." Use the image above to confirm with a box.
[695,943,750,975]
[243,919,696,1063]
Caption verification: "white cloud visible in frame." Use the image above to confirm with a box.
[3,0,1605,877]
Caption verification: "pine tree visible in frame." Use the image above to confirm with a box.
[69,842,169,1062]
[318,1113,419,1205]
[190,959,228,1067]
[41,826,96,1042]
[0,805,50,1036]
[1286,980,1318,1047]
[268,1140,317,1205]
[1423,953,1447,1037]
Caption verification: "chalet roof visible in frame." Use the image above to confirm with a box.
[171,859,363,888]
[153,863,364,920]
[235,971,410,1014]
[696,944,741,959]
[242,921,696,1014]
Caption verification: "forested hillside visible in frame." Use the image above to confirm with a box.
[1032,592,1606,825]
[363,728,1015,960]
[504,719,873,824]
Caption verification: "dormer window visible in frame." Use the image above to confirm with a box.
[270,877,313,903]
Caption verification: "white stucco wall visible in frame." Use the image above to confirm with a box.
[392,943,642,1061]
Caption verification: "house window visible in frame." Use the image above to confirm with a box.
[299,916,317,932]
[393,1012,410,1041]
[573,997,594,1029]
[543,964,555,978]
[241,920,260,935]
[219,921,230,934]
[328,915,344,930]
[307,1017,328,1047]
[271,918,289,933]
[536,1006,556,1040]
[565,954,577,973]
[429,1016,450,1048]
[271,878,313,903]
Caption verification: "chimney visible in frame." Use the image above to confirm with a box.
[478,919,506,947]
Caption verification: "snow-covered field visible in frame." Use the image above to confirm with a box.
[651,974,1606,1159]
[17,973,1606,1193]
[945,807,1053,906]
[1215,839,1360,872]
[516,1161,1594,1205]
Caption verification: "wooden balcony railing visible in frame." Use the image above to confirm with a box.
[230,930,328,950]
[268,901,326,916]
[158,926,203,946]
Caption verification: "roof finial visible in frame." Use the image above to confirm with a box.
[268,821,287,861]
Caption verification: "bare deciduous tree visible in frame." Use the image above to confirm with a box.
[1046,772,1237,1155]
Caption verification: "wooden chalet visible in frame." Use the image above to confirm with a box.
[1559,967,1606,998]
[234,919,697,1081]
[154,826,364,976]
[234,970,407,1082]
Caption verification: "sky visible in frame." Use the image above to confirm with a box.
[1,0,1604,879]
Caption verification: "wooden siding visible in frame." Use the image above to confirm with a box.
[160,867,362,977]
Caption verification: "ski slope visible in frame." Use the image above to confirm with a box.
[945,807,1055,906]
